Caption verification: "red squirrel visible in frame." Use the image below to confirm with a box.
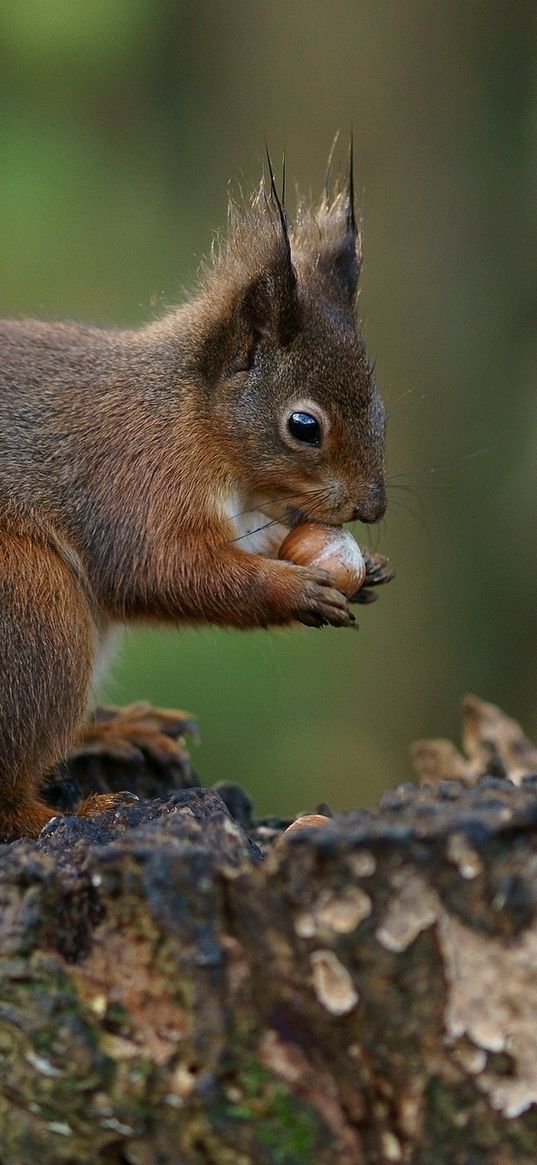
[0,154,387,841]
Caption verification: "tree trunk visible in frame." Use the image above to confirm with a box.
[1,698,537,1164]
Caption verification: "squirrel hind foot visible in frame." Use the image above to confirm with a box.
[0,792,140,843]
[77,790,140,818]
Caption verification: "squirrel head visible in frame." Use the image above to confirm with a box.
[187,154,386,529]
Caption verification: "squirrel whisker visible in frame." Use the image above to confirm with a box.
[228,486,328,524]
[229,498,327,547]
[387,447,490,481]
[229,487,332,546]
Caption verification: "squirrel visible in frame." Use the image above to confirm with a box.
[0,152,387,841]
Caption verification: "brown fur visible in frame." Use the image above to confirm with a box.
[0,170,386,840]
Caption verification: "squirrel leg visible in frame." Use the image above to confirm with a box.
[211,549,355,628]
[139,545,354,629]
[50,703,197,807]
[0,521,96,841]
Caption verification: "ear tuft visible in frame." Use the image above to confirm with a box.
[198,172,300,357]
[308,193,362,306]
[293,137,362,307]
[346,130,358,244]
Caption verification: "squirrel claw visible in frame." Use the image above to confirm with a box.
[294,567,354,629]
[298,602,355,629]
[351,587,378,605]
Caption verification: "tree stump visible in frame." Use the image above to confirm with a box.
[2,697,537,1163]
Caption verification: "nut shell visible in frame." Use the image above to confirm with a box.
[278,523,366,596]
[282,814,332,836]
[273,814,332,852]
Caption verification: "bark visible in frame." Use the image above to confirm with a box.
[2,698,537,1163]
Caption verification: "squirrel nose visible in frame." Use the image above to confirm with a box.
[352,488,386,524]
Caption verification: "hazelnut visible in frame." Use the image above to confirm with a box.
[278,523,366,596]
[273,813,331,852]
[282,813,332,836]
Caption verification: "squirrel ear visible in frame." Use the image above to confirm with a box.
[238,261,299,346]
[315,216,361,305]
[314,159,362,304]
[225,264,298,376]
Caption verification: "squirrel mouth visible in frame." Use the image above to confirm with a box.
[285,504,342,528]
[286,505,316,528]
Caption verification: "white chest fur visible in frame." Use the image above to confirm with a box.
[222,492,288,558]
[91,618,123,697]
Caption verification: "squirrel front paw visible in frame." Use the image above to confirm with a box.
[282,563,355,628]
[350,549,395,605]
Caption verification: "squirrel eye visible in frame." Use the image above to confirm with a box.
[287,411,322,447]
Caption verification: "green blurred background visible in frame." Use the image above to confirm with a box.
[1,1,536,815]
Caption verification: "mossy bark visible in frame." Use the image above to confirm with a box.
[2,699,537,1163]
